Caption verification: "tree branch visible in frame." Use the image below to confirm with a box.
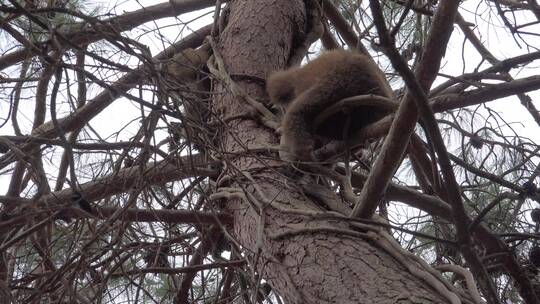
[0,0,218,71]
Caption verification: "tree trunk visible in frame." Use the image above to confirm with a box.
[214,0,461,302]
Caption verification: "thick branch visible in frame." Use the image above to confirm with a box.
[358,0,501,301]
[1,206,231,227]
[38,154,219,206]
[431,75,540,112]
[0,0,217,71]
[353,0,459,217]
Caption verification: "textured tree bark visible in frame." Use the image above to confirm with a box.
[214,0,459,302]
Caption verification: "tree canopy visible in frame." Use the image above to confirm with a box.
[1,0,540,303]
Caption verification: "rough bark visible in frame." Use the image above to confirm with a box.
[214,0,458,302]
